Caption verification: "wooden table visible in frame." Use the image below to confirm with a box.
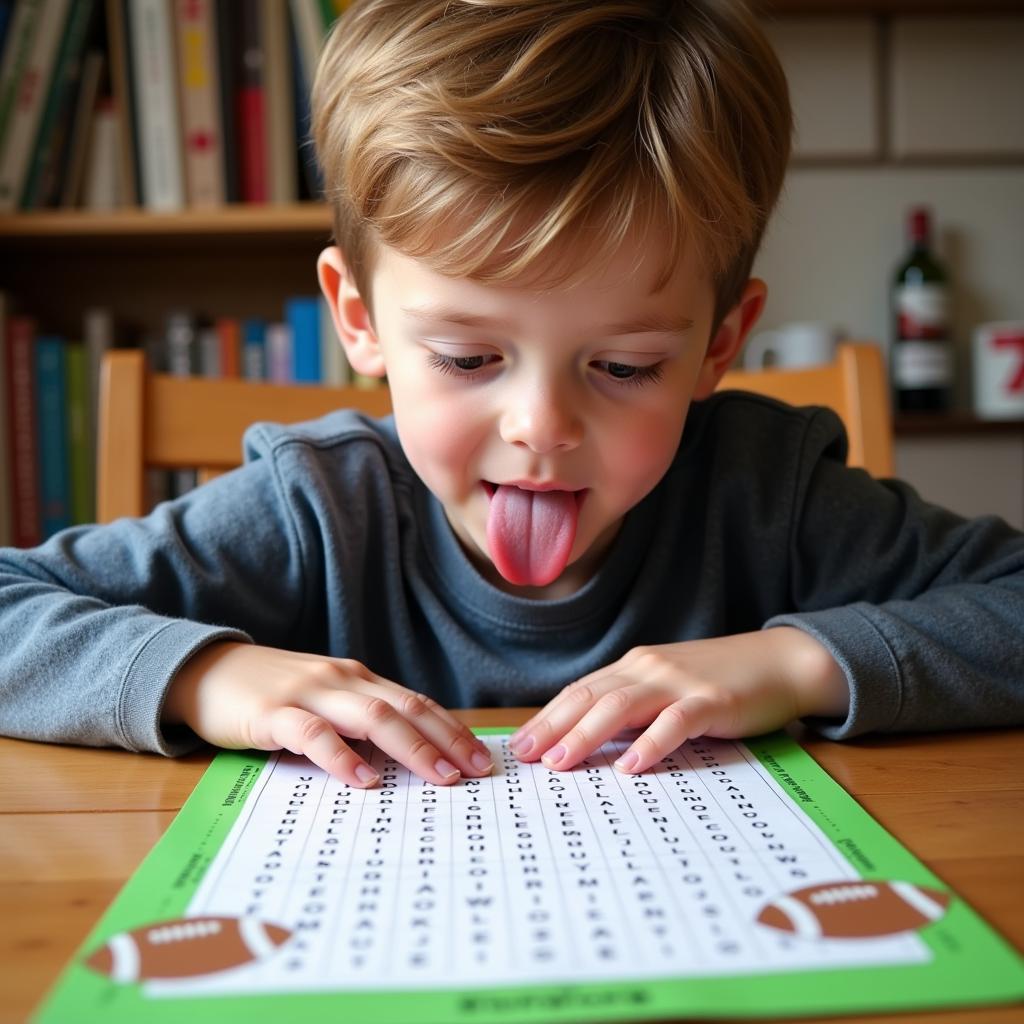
[2,712,1022,1024]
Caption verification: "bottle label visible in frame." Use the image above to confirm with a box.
[893,340,952,388]
[895,283,948,340]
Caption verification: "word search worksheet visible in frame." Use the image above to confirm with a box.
[38,729,1024,1023]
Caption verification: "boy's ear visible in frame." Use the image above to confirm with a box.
[316,246,387,378]
[693,278,768,399]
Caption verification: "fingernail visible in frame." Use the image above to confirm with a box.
[510,734,535,757]
[542,743,568,767]
[470,750,494,773]
[434,757,460,779]
[615,750,639,772]
[355,763,379,785]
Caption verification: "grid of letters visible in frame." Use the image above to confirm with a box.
[169,734,928,994]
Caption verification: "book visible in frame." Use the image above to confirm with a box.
[80,96,120,210]
[163,312,197,497]
[127,0,185,211]
[0,0,71,211]
[197,322,221,377]
[104,0,138,205]
[241,317,267,380]
[57,48,103,207]
[215,316,241,378]
[175,0,224,207]
[34,334,71,538]
[5,314,40,547]
[20,0,97,209]
[65,341,92,524]
[288,0,324,198]
[0,0,42,168]
[214,0,239,203]
[260,0,296,204]
[235,0,266,204]
[266,321,291,383]
[286,295,320,383]
[83,307,113,488]
[319,293,350,386]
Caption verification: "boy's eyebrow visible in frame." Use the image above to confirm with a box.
[401,303,694,336]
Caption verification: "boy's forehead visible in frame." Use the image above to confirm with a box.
[375,220,710,311]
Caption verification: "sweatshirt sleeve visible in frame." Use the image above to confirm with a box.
[0,447,309,755]
[764,409,1024,740]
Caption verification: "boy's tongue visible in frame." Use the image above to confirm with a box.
[486,484,579,587]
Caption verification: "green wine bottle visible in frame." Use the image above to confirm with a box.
[891,206,952,412]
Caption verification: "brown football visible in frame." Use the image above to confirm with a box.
[84,916,291,982]
[757,880,951,940]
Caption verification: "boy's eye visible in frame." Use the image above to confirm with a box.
[427,352,500,377]
[594,361,664,387]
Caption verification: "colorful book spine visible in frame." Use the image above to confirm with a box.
[286,296,320,383]
[242,318,267,380]
[127,0,185,211]
[216,317,241,378]
[236,0,266,203]
[0,0,71,211]
[64,341,92,525]
[20,0,96,209]
[266,323,292,384]
[5,315,41,547]
[34,335,71,538]
[175,0,224,207]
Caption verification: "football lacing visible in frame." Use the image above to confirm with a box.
[147,919,223,944]
[808,884,879,906]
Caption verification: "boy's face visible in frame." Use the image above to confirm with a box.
[319,229,765,599]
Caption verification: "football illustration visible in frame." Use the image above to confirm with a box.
[84,916,292,982]
[756,880,951,940]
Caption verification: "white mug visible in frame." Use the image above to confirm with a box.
[743,322,843,371]
[973,321,1024,420]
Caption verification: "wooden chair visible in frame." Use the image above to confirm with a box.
[97,349,391,523]
[718,342,894,478]
[97,340,892,524]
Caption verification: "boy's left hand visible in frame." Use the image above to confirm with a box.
[509,627,849,774]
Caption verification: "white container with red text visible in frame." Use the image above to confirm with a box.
[973,321,1024,420]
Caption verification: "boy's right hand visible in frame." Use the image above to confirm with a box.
[161,641,494,788]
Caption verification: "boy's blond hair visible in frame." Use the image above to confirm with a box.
[312,0,791,331]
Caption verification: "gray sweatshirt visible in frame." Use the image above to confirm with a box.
[2,392,1022,756]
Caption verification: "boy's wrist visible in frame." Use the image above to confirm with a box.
[769,626,850,721]
[161,640,237,728]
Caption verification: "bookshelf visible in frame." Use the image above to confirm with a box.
[0,203,333,339]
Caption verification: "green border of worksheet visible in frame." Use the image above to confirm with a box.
[34,730,1024,1023]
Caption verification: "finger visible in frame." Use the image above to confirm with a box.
[538,685,659,771]
[613,694,718,774]
[509,660,628,749]
[510,674,633,762]
[322,681,493,778]
[255,706,381,788]
[314,692,473,786]
[361,679,494,776]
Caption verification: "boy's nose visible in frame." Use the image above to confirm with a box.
[499,385,583,454]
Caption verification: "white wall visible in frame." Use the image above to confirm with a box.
[750,15,1024,528]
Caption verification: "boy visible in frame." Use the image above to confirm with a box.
[1,0,1022,790]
